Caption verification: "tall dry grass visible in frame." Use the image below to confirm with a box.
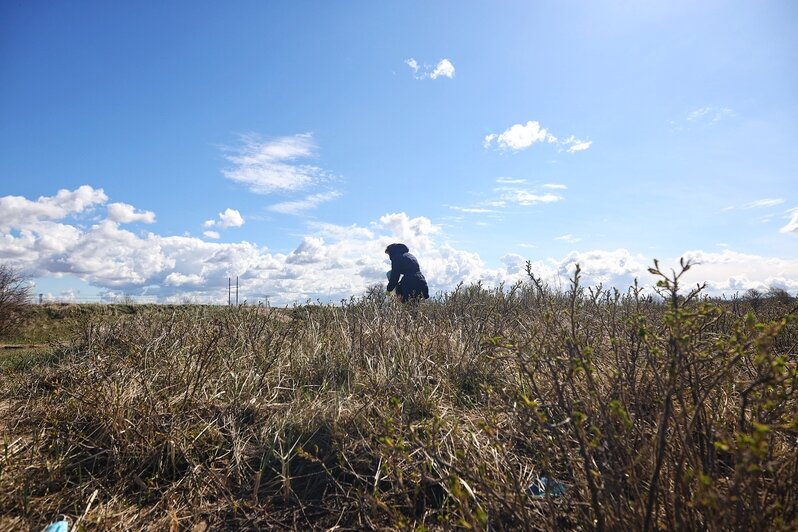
[1,261,796,530]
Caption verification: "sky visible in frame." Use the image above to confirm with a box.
[1,1,797,304]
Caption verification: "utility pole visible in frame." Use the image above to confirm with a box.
[236,276,239,306]
[228,277,231,306]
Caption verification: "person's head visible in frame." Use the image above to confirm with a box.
[385,243,409,257]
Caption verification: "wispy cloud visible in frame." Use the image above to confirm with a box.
[203,230,220,239]
[484,121,590,154]
[499,189,562,205]
[555,234,582,243]
[494,179,564,206]
[204,208,244,228]
[449,180,564,215]
[744,198,784,209]
[269,191,342,215]
[687,106,735,124]
[560,136,592,153]
[449,206,497,214]
[222,133,329,194]
[405,58,455,80]
[780,209,798,233]
[671,106,736,131]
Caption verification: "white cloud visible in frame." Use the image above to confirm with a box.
[107,202,156,224]
[484,121,557,151]
[555,249,648,287]
[269,191,341,215]
[484,122,592,154]
[744,198,784,209]
[218,208,244,228]
[222,133,329,194]
[3,187,797,305]
[0,185,107,232]
[430,59,455,79]
[405,57,455,80]
[555,234,582,243]
[687,106,735,124]
[203,231,220,239]
[379,212,440,253]
[449,206,497,214]
[452,182,565,215]
[560,136,593,153]
[687,107,712,121]
[499,189,562,205]
[680,249,798,293]
[780,209,798,233]
[165,272,204,286]
[204,208,245,228]
[542,183,567,190]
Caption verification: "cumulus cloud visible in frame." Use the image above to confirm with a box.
[430,59,455,79]
[484,121,557,151]
[484,121,592,154]
[405,57,455,80]
[107,202,156,224]
[222,133,329,194]
[679,249,798,293]
[3,187,797,305]
[269,191,341,215]
[555,249,649,288]
[204,208,244,228]
[165,272,204,286]
[0,185,108,232]
[203,231,220,239]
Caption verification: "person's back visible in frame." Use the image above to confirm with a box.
[385,243,429,302]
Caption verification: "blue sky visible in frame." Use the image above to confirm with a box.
[1,1,797,304]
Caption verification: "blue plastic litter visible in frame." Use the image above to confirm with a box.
[527,476,567,497]
[43,520,69,532]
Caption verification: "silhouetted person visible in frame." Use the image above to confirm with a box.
[385,243,429,303]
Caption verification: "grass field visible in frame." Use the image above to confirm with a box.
[1,264,796,530]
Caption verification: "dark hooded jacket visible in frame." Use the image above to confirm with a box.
[385,243,429,301]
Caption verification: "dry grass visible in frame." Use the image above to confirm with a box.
[1,262,796,530]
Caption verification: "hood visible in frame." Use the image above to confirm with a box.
[385,243,410,257]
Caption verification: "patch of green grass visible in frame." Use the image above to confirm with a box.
[0,346,61,375]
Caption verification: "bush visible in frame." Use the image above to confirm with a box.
[0,263,31,339]
[0,263,795,530]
